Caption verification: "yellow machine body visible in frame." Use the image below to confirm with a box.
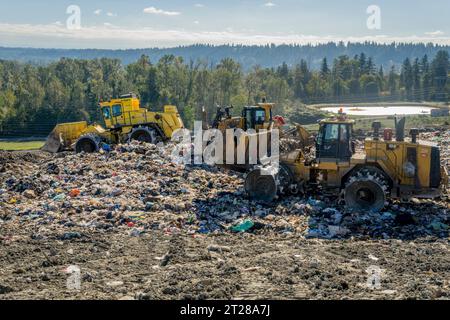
[245,111,448,210]
[211,102,312,171]
[214,102,274,132]
[99,96,183,139]
[280,116,446,200]
[42,93,184,153]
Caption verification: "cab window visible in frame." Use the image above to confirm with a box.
[339,124,349,142]
[244,108,266,130]
[317,129,323,146]
[112,104,122,117]
[102,107,111,119]
[255,110,266,124]
[245,109,253,130]
[324,124,339,141]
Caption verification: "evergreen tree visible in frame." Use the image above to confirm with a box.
[367,57,376,75]
[388,66,397,97]
[378,66,384,91]
[431,50,449,101]
[359,53,367,75]
[293,64,305,100]
[401,58,413,100]
[320,58,330,79]
[412,58,422,101]
[277,62,289,81]
[421,55,431,101]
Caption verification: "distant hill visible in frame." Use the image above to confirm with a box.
[0,42,449,70]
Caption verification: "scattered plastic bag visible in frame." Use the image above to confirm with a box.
[230,219,255,233]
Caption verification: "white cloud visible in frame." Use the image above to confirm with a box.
[194,4,205,8]
[194,21,200,25]
[94,9,102,16]
[425,30,445,37]
[264,2,276,7]
[107,12,117,17]
[143,7,181,16]
[0,23,449,49]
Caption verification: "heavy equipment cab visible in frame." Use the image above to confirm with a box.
[242,106,271,130]
[316,119,354,161]
[99,93,142,129]
[211,101,274,131]
[102,106,111,120]
[242,102,273,131]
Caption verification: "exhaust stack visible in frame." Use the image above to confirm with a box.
[410,128,419,143]
[372,121,381,140]
[395,117,406,142]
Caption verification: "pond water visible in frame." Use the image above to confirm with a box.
[322,106,436,116]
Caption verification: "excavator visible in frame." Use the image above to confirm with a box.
[42,93,184,153]
[244,109,448,211]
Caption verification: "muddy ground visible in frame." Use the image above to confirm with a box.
[0,145,449,300]
[1,228,448,300]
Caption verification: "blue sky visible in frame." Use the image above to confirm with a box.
[0,0,448,48]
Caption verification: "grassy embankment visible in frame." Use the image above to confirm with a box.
[0,141,45,151]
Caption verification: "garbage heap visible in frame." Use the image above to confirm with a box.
[0,137,449,240]
[420,129,450,173]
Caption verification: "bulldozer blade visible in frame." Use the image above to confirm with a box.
[281,123,314,149]
[41,131,62,153]
[41,121,88,153]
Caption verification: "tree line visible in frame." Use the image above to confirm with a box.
[0,50,448,136]
[1,42,449,71]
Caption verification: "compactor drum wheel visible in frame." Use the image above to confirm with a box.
[245,169,278,202]
[278,164,296,195]
[75,135,101,154]
[129,127,159,144]
[344,168,389,212]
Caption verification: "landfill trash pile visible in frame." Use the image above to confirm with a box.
[1,140,448,239]
[0,133,449,300]
[0,143,245,237]
[420,129,450,174]
[279,138,311,154]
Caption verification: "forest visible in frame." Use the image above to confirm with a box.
[1,42,449,70]
[0,49,448,136]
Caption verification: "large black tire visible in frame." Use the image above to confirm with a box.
[129,127,159,144]
[344,168,389,211]
[75,134,100,153]
[245,168,278,202]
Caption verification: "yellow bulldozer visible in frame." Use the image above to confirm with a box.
[212,101,311,143]
[244,110,448,211]
[209,100,313,171]
[42,93,184,153]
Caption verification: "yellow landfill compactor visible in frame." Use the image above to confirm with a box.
[42,93,184,153]
[244,110,448,211]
